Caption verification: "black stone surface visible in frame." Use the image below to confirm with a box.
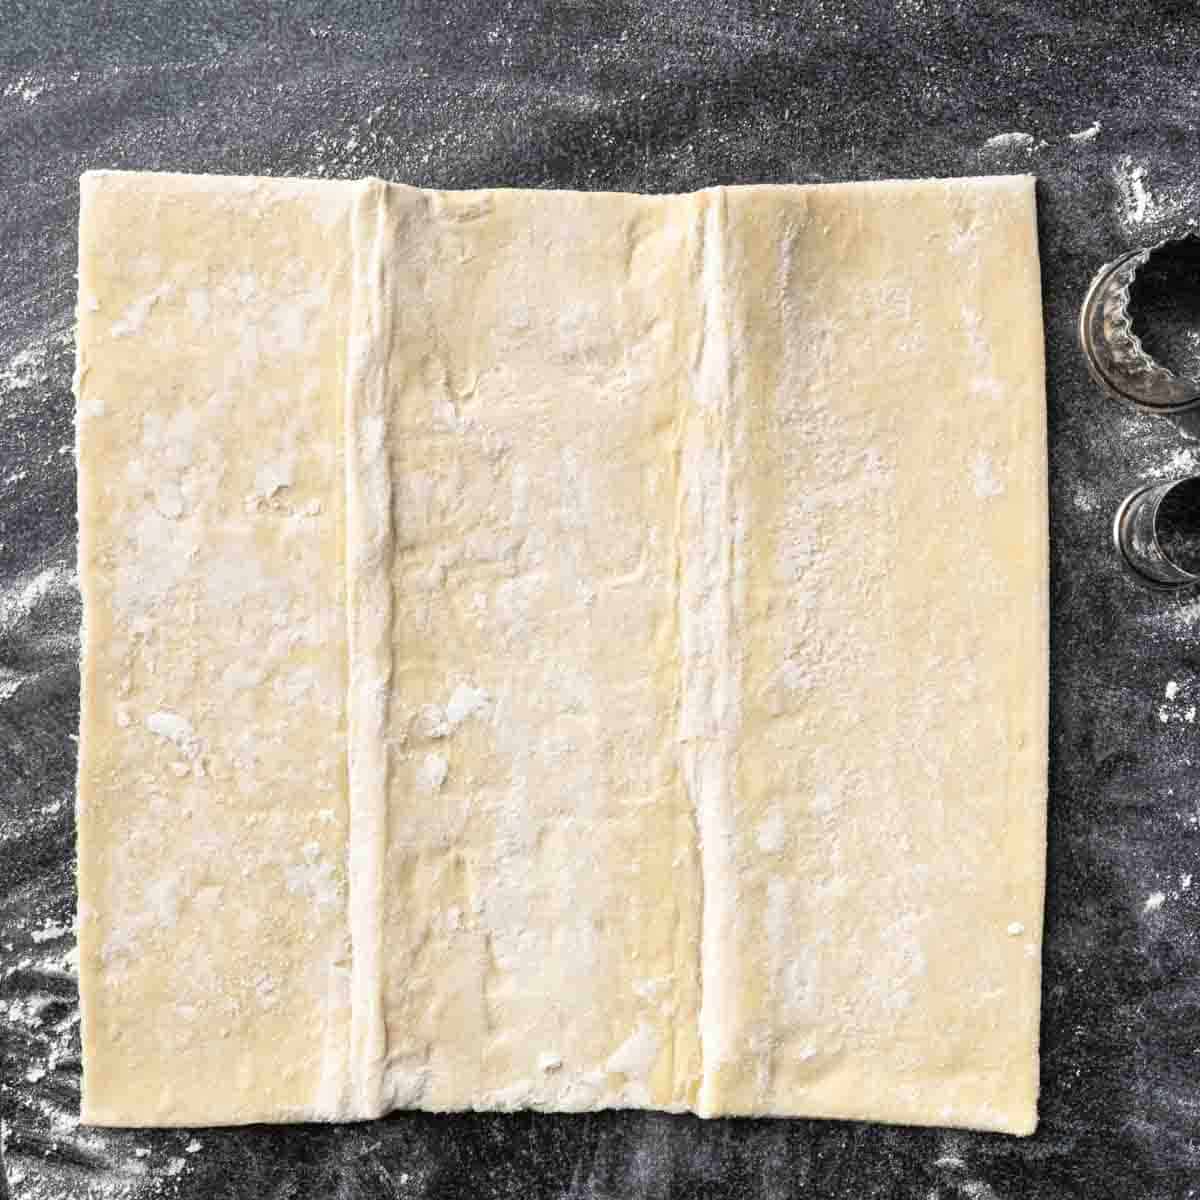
[3,3,1200,1197]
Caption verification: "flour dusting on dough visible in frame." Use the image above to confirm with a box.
[284,841,340,909]
[605,1019,661,1098]
[445,681,490,726]
[417,682,492,739]
[144,711,199,756]
[970,451,1004,498]
[755,807,787,854]
[417,752,449,794]
[110,284,171,338]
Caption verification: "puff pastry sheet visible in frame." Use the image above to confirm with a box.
[76,171,1047,1133]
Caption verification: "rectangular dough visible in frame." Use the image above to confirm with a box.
[76,170,1047,1133]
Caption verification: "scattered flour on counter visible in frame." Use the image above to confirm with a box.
[1113,157,1200,235]
[961,1181,1002,1200]
[0,562,79,704]
[932,1131,968,1171]
[0,564,76,637]
[2,74,47,103]
[30,917,72,943]
[1150,447,1200,480]
[1145,891,1166,913]
[1115,157,1153,225]
[0,329,72,393]
[981,131,1034,154]
[1068,121,1101,143]
[1158,680,1196,724]
[1153,593,1200,637]
[1158,702,1195,724]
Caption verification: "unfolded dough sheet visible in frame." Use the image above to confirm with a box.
[76,170,1048,1133]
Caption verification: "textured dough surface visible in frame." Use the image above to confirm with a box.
[76,170,1047,1133]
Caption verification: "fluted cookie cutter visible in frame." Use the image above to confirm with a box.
[1113,476,1200,590]
[1080,234,1200,414]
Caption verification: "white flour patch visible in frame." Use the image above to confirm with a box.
[251,455,296,503]
[1149,447,1200,480]
[962,1181,1002,1200]
[1113,157,1200,235]
[1116,158,1153,226]
[981,131,1034,154]
[969,451,1004,498]
[1157,699,1196,725]
[755,807,787,854]
[145,711,199,756]
[446,681,491,726]
[1151,592,1200,637]
[417,752,449,794]
[187,287,211,323]
[605,1019,660,1087]
[632,977,667,1002]
[30,917,72,944]
[0,563,80,711]
[1072,484,1098,512]
[0,329,72,393]
[422,681,493,737]
[1156,676,1195,720]
[2,74,47,103]
[0,564,75,637]
[1068,121,1101,143]
[284,841,340,909]
[1145,891,1166,913]
[111,284,171,338]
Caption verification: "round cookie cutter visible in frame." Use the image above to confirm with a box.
[1113,476,1200,590]
[1080,234,1200,414]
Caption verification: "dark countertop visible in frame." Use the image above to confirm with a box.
[3,4,1200,1197]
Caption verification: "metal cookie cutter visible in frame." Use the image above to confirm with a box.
[1080,234,1200,414]
[1113,476,1200,589]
